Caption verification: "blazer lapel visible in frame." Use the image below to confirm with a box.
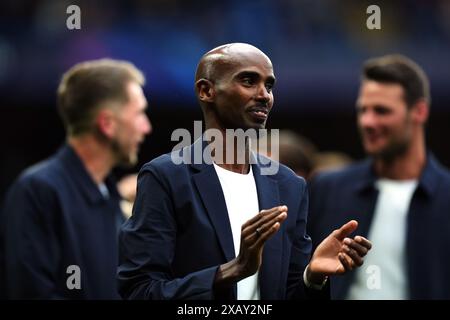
[189,139,235,263]
[192,167,236,262]
[352,161,379,239]
[252,159,283,299]
[336,162,378,298]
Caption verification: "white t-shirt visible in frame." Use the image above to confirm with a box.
[213,163,260,300]
[347,178,418,300]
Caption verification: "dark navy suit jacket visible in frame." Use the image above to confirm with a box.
[0,145,124,299]
[118,139,327,300]
[308,155,450,299]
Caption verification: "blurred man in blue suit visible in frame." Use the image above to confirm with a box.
[118,43,371,300]
[308,54,450,299]
[1,59,152,299]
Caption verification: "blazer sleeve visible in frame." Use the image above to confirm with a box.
[1,177,62,299]
[117,164,219,300]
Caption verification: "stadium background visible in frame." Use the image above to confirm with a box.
[1,0,449,200]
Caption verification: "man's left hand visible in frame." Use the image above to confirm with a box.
[307,220,372,284]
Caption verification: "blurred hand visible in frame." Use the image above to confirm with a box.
[117,174,138,202]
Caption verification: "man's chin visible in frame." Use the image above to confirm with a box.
[365,145,406,161]
[363,140,386,155]
[117,153,138,168]
[362,145,383,160]
[248,121,266,130]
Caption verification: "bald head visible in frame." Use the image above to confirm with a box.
[195,43,272,83]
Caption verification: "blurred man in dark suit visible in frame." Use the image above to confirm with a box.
[308,54,450,299]
[1,59,152,299]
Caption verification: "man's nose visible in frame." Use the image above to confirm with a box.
[143,116,152,135]
[359,111,377,129]
[255,83,271,103]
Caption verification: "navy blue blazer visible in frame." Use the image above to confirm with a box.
[308,154,450,299]
[0,145,124,299]
[118,139,327,300]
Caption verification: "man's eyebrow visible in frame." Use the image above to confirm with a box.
[373,104,391,110]
[235,71,276,84]
[355,103,391,110]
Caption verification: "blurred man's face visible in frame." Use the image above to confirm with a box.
[356,80,413,160]
[212,50,275,131]
[111,82,152,166]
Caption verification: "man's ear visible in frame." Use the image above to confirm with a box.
[411,99,429,125]
[195,79,215,103]
[95,108,117,138]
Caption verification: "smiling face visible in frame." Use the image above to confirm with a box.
[196,44,276,131]
[356,80,414,160]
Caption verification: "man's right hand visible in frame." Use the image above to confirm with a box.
[214,206,288,288]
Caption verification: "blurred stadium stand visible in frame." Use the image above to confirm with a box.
[1,0,449,199]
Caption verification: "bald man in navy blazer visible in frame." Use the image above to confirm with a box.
[118,43,372,300]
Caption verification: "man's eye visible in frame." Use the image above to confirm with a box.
[375,108,390,115]
[242,78,254,85]
[265,84,273,92]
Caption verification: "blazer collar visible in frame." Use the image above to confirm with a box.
[252,159,283,299]
[57,144,119,205]
[416,153,442,198]
[353,153,442,198]
[352,159,378,194]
